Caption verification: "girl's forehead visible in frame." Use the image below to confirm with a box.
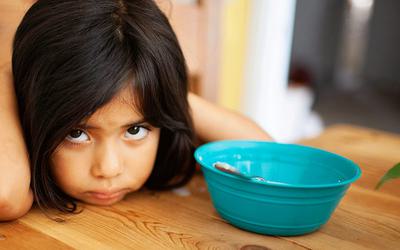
[81,86,143,128]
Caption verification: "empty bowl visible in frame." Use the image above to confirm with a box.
[194,140,361,236]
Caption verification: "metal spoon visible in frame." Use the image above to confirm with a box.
[213,161,267,182]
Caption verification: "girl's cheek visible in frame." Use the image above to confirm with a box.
[50,146,92,189]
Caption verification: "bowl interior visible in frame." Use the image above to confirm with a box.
[195,140,361,187]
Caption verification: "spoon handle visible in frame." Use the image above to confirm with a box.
[213,162,266,182]
[213,162,246,177]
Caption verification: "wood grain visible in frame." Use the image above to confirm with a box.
[0,221,72,249]
[19,183,306,249]
[300,124,400,197]
[10,123,400,249]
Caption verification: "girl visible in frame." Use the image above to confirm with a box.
[0,0,271,221]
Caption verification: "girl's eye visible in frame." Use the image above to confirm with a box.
[124,126,149,140]
[66,129,90,143]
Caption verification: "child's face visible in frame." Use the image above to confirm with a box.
[50,86,160,206]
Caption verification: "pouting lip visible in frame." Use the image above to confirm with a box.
[86,188,130,200]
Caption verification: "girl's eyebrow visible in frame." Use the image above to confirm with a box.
[78,119,147,130]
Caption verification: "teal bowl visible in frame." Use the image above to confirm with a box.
[194,140,361,236]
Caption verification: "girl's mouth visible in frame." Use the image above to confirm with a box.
[86,189,129,201]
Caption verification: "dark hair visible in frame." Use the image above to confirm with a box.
[12,0,195,214]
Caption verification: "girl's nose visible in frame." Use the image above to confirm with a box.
[91,141,123,179]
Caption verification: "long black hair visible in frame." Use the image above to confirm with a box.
[12,0,195,213]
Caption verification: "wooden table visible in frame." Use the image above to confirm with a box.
[0,124,399,249]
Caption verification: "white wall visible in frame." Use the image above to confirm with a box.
[242,0,298,141]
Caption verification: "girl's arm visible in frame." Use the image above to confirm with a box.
[188,93,273,142]
[0,63,33,221]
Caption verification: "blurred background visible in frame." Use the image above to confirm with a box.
[1,0,399,142]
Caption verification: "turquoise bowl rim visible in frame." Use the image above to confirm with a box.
[194,140,362,189]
